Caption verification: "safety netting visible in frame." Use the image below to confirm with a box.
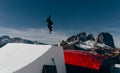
[64,50,107,70]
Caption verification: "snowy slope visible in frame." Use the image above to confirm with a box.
[74,40,95,50]
[76,44,92,49]
[0,43,52,73]
[73,40,112,50]
[84,40,95,48]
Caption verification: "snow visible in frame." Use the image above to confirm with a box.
[0,43,52,73]
[84,40,95,48]
[76,44,92,49]
[75,40,95,49]
[96,43,106,47]
[67,40,78,45]
[79,44,92,49]
[115,64,120,68]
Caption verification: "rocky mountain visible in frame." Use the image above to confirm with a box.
[0,35,46,47]
[66,32,115,50]
[87,34,95,41]
[95,32,115,48]
[67,32,88,42]
[67,32,95,42]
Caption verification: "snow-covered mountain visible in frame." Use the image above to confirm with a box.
[0,35,46,47]
[66,32,115,50]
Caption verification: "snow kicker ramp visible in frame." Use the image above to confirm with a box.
[0,43,66,73]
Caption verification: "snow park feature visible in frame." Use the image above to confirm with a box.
[64,50,108,73]
[0,43,66,73]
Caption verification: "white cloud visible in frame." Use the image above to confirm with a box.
[0,27,68,44]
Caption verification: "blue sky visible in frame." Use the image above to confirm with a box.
[0,0,120,46]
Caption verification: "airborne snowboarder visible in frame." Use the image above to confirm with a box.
[46,15,53,34]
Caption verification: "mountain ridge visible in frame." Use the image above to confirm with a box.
[66,32,115,49]
[0,35,47,47]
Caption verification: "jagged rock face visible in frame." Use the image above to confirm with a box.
[66,35,76,42]
[87,34,95,41]
[78,32,87,42]
[67,32,95,42]
[96,32,115,48]
[66,32,87,42]
[67,32,116,49]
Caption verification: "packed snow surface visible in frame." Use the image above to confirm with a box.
[0,43,52,73]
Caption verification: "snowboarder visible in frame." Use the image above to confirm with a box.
[46,15,53,34]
